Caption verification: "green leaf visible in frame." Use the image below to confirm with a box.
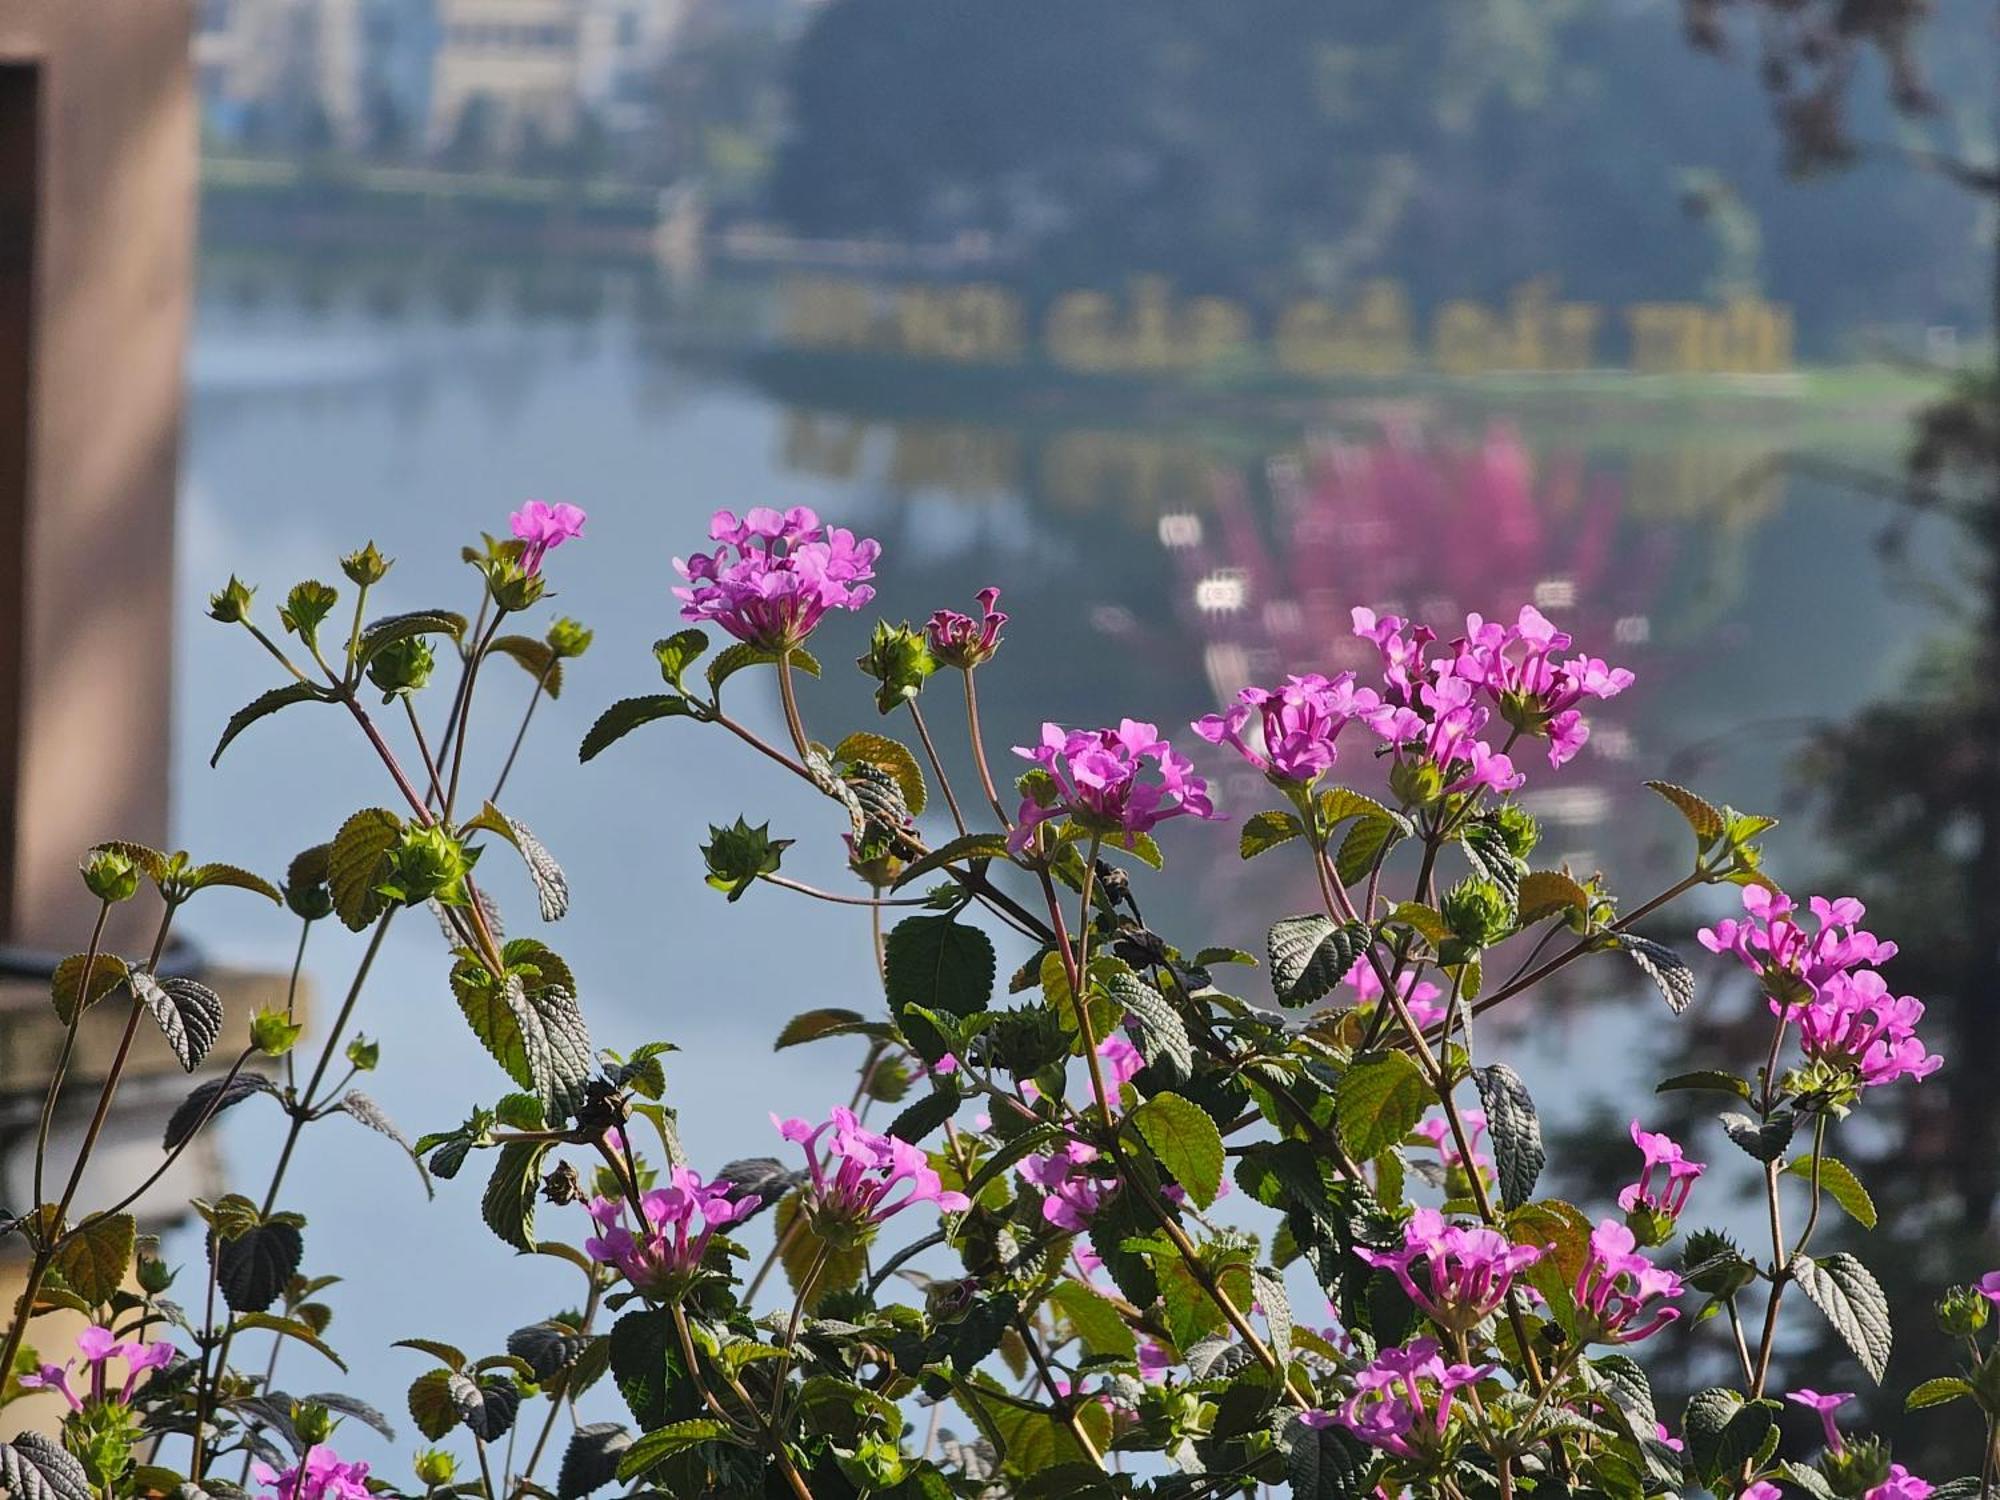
[1787,1154,1877,1230]
[0,1433,94,1500]
[1267,914,1369,1007]
[129,972,224,1072]
[1131,1092,1224,1209]
[361,609,469,664]
[1721,1110,1797,1162]
[960,1123,1067,1202]
[1645,780,1727,843]
[164,1073,278,1151]
[211,682,331,767]
[887,1086,961,1143]
[1239,811,1304,860]
[50,952,129,1024]
[1471,1063,1543,1210]
[482,1140,553,1253]
[615,1419,733,1481]
[394,1337,469,1371]
[488,634,563,699]
[466,803,568,922]
[773,1007,873,1049]
[233,1311,348,1371]
[1907,1376,1972,1410]
[1656,1070,1753,1099]
[1682,1387,1775,1488]
[1336,1051,1430,1161]
[1048,1281,1136,1358]
[1103,967,1193,1081]
[330,807,402,931]
[1286,1415,1368,1500]
[407,1368,458,1441]
[884,914,995,1020]
[215,1218,303,1313]
[652,628,708,691]
[578,695,698,762]
[1516,870,1592,924]
[1335,813,1405,886]
[557,1423,630,1500]
[452,941,594,1118]
[1621,934,1695,1014]
[835,731,927,816]
[707,642,820,695]
[1096,827,1163,869]
[890,831,1012,889]
[1793,1251,1892,1383]
[52,1213,135,1305]
[184,862,284,904]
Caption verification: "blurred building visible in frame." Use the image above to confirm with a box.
[197,0,437,151]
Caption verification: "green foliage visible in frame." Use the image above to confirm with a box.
[1336,1051,1430,1160]
[1266,914,1368,1007]
[1794,1252,1893,1383]
[211,681,332,766]
[578,694,700,761]
[884,913,996,1020]
[1131,1091,1224,1208]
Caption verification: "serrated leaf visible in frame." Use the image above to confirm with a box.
[507,1321,591,1382]
[164,1073,278,1151]
[1793,1252,1892,1383]
[487,634,562,699]
[215,1220,303,1313]
[449,1372,519,1441]
[1104,968,1193,1081]
[1517,870,1591,924]
[1656,1070,1753,1099]
[394,1337,469,1371]
[884,914,995,1020]
[1131,1092,1224,1209]
[452,943,593,1118]
[1335,813,1404,886]
[1336,1051,1430,1160]
[185,863,284,903]
[652,628,708,691]
[130,972,224,1072]
[616,1419,733,1480]
[578,695,698,762]
[558,1423,631,1500]
[772,1007,879,1049]
[50,952,130,1024]
[1471,1063,1543,1210]
[1251,1265,1292,1366]
[329,808,402,931]
[52,1213,135,1305]
[886,1086,961,1143]
[360,609,468,663]
[1286,1415,1369,1500]
[232,1312,346,1371]
[211,682,330,767]
[467,803,568,921]
[1721,1110,1797,1162]
[1787,1153,1876,1230]
[482,1140,552,1253]
[1683,1387,1773,1487]
[1622,934,1695,1015]
[1267,914,1368,1007]
[891,831,1012,889]
[0,1433,94,1500]
[959,1123,1067,1202]
[1239,811,1303,860]
[707,642,820,695]
[1646,781,1727,843]
[835,731,926,816]
[407,1368,458,1441]
[1048,1281,1135,1358]
[1906,1376,1972,1410]
[339,1092,433,1197]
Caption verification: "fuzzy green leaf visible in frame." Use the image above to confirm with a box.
[482,1140,553,1253]
[1787,1154,1877,1230]
[1132,1092,1224,1209]
[578,695,698,762]
[1336,1051,1430,1161]
[1793,1252,1892,1383]
[211,682,331,767]
[1239,810,1304,860]
[330,807,402,931]
[52,1213,135,1306]
[884,914,995,1020]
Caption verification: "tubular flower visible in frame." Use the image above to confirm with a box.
[1574,1220,1683,1345]
[1010,720,1217,854]
[1617,1120,1706,1219]
[1350,610,1523,798]
[1976,1270,2000,1309]
[927,587,1006,669]
[674,506,881,651]
[1449,605,1634,767]
[1868,1467,1935,1500]
[1191,671,1381,784]
[1354,1207,1545,1334]
[509,501,586,575]
[251,1445,372,1500]
[1743,1486,1782,1500]
[1018,1141,1117,1232]
[1414,1109,1492,1181]
[19,1326,175,1411]
[1793,969,1942,1090]
[1698,887,1897,1000]
[1343,953,1447,1029]
[583,1167,760,1295]
[1335,1338,1492,1460]
[1786,1389,1854,1453]
[775,1106,969,1245]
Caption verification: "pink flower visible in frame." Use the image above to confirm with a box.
[509,501,586,575]
[1415,1108,1493,1179]
[927,587,1007,668]
[1449,605,1634,768]
[1019,1140,1117,1232]
[1786,1388,1852,1453]
[1355,1207,1545,1333]
[1743,1485,1782,1500]
[1192,672,1381,784]
[1335,1338,1491,1459]
[1010,720,1217,854]
[583,1167,760,1295]
[19,1325,176,1410]
[1976,1270,2000,1308]
[1793,969,1942,1089]
[1341,955,1448,1029]
[775,1106,969,1239]
[1137,1340,1172,1383]
[1350,611,1524,796]
[1654,1423,1685,1454]
[674,506,880,650]
[1698,887,1896,1000]
[1574,1220,1683,1345]
[1617,1120,1706,1219]
[252,1444,372,1500]
[1867,1465,1934,1500]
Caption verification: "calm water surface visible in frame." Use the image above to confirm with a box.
[165,258,1940,1456]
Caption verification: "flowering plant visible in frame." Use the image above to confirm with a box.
[1,503,1993,1500]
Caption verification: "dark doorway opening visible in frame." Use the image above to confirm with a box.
[0,63,38,941]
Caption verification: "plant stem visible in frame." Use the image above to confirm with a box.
[960,670,1009,827]
[905,701,968,836]
[490,658,556,804]
[776,653,814,763]
[1014,1312,1104,1467]
[34,899,110,1207]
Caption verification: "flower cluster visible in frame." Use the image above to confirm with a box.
[927,587,1007,669]
[251,1445,372,1500]
[1342,953,1448,1030]
[1574,1220,1683,1345]
[582,1166,761,1295]
[1794,969,1943,1090]
[1350,609,1524,798]
[19,1325,174,1411]
[510,500,586,575]
[1355,1208,1545,1334]
[1618,1120,1705,1237]
[776,1106,969,1244]
[1449,604,1634,767]
[674,506,881,651]
[1011,720,1216,853]
[1698,888,1898,999]
[1019,1141,1116,1232]
[1330,1337,1491,1460]
[1191,671,1380,784]
[1414,1108,1492,1183]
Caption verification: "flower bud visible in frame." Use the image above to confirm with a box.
[1681,1228,1758,1298]
[701,818,791,902]
[1937,1284,1992,1337]
[81,848,142,904]
[366,635,436,700]
[1624,1202,1676,1249]
[279,580,340,646]
[377,825,481,908]
[292,1401,334,1445]
[135,1241,174,1295]
[1442,877,1514,953]
[1389,755,1445,809]
[412,1450,457,1487]
[856,620,935,716]
[1491,802,1541,861]
[547,616,594,659]
[338,542,392,587]
[479,553,545,613]
[346,1035,380,1072]
[207,575,256,624]
[1820,1435,1892,1496]
[251,1007,305,1058]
